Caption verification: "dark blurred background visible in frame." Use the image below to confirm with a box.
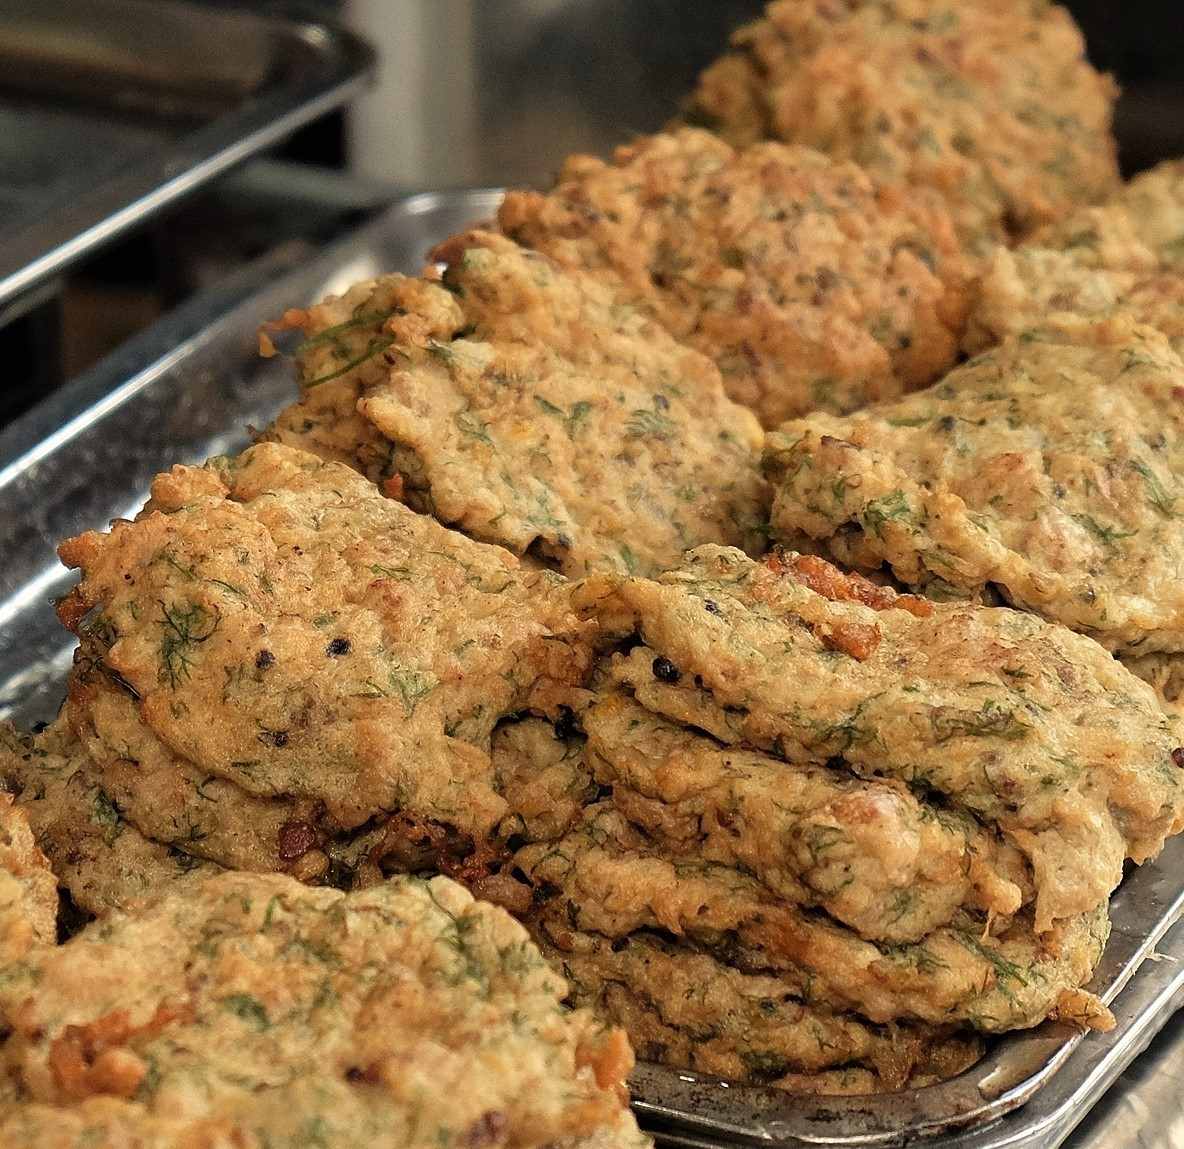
[2,0,1182,426]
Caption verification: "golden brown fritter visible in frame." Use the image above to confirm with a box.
[492,715,594,849]
[1,721,218,917]
[576,546,1184,934]
[685,0,1119,249]
[519,806,1112,1034]
[0,870,647,1149]
[765,318,1184,667]
[540,929,983,1093]
[583,691,1027,943]
[1021,163,1184,282]
[268,231,768,576]
[0,788,56,972]
[54,442,598,889]
[499,128,966,426]
[965,245,1184,356]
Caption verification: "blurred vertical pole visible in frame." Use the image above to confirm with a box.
[345,0,480,188]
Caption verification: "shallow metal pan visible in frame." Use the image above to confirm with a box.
[0,188,1181,1149]
[0,0,374,315]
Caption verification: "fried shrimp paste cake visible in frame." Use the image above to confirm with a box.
[963,249,1184,357]
[1,721,221,917]
[965,162,1184,356]
[764,318,1184,671]
[54,442,599,887]
[268,230,768,576]
[1032,160,1184,274]
[582,691,1028,944]
[0,791,56,973]
[577,547,1184,935]
[542,930,982,1094]
[685,0,1119,249]
[520,806,1111,1037]
[499,128,966,426]
[0,870,648,1149]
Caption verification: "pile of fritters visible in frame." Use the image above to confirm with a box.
[684,0,1120,250]
[0,801,645,1149]
[8,0,1184,1126]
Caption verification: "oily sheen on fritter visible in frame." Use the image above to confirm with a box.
[764,318,1184,672]
[268,230,768,577]
[52,442,598,894]
[499,127,966,426]
[0,868,647,1149]
[577,546,1184,935]
[684,0,1119,250]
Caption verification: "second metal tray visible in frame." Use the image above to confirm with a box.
[0,0,373,314]
[1,188,1182,1149]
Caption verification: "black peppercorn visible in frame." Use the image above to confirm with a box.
[652,656,681,683]
[326,637,351,657]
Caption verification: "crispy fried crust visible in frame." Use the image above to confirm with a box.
[684,0,1118,250]
[519,806,1111,1034]
[765,318,1184,663]
[575,546,1184,934]
[499,128,967,426]
[1,721,217,917]
[0,785,56,975]
[53,443,597,888]
[540,928,983,1092]
[583,692,1027,942]
[0,870,646,1149]
[965,247,1184,358]
[268,232,768,576]
[492,715,594,849]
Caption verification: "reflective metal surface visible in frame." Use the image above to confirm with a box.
[0,0,373,313]
[1068,1005,1184,1149]
[1,189,1182,1148]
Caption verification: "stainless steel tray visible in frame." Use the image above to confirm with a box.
[0,0,373,314]
[1,188,1182,1149]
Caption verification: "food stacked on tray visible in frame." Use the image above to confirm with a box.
[5,0,1184,1139]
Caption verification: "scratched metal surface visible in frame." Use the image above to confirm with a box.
[1,188,1182,1149]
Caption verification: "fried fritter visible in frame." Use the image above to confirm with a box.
[765,318,1184,665]
[583,691,1027,942]
[965,248,1184,356]
[1111,161,1184,269]
[519,806,1112,1034]
[0,870,647,1149]
[684,0,1119,249]
[1,721,218,917]
[0,788,56,972]
[576,546,1184,934]
[492,715,594,848]
[55,442,597,885]
[499,128,966,426]
[1020,162,1184,282]
[540,929,982,1093]
[269,231,768,576]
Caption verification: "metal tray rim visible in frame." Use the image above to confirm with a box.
[0,0,375,314]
